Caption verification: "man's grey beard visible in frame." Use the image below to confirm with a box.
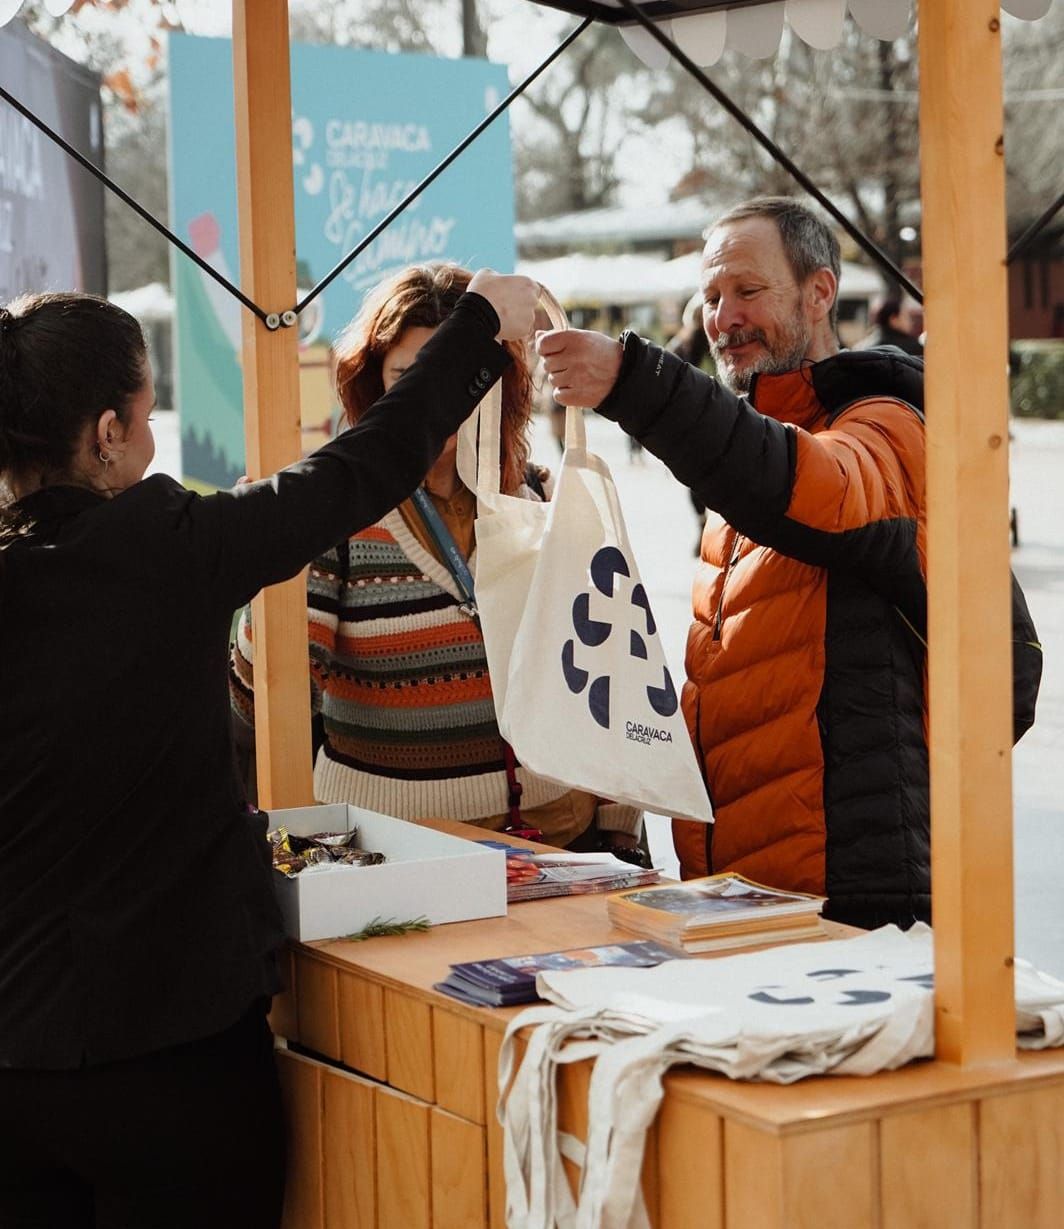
[711,317,811,394]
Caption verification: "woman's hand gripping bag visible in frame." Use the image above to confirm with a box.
[458,291,711,822]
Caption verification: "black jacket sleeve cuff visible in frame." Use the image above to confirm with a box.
[596,329,645,419]
[455,290,501,339]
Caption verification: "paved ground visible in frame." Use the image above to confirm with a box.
[1006,420,1064,976]
[151,409,1063,975]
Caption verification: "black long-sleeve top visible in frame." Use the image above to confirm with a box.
[0,293,508,1068]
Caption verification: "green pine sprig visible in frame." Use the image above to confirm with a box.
[341,915,431,942]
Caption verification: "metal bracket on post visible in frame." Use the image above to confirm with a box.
[263,310,298,330]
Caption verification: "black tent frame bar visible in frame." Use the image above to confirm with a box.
[613,0,924,302]
[295,16,593,312]
[0,81,270,323]
[531,0,768,22]
[5,4,1053,323]
[1007,188,1064,265]
[0,20,592,326]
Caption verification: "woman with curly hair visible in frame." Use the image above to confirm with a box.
[231,263,645,855]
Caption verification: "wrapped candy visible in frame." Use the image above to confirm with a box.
[267,826,384,875]
[333,849,385,867]
[309,830,360,849]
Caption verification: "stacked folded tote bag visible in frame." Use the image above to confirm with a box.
[496,923,1064,1229]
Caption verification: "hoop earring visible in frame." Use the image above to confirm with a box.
[97,447,112,468]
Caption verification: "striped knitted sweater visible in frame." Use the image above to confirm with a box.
[231,487,640,834]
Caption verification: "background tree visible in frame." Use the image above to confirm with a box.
[639,9,1061,277]
[287,0,437,52]
[17,0,186,291]
[12,1,1062,290]
[643,17,921,280]
[510,23,646,219]
[16,0,473,290]
[1002,5,1064,244]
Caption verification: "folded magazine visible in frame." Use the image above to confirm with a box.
[608,872,824,952]
[477,841,660,902]
[434,939,683,1007]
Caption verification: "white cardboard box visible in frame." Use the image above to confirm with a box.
[269,803,507,942]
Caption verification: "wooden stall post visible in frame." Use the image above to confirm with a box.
[919,0,1015,1065]
[232,0,315,808]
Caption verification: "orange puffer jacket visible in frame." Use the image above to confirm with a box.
[597,340,929,928]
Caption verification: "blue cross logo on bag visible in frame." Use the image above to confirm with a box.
[561,546,679,731]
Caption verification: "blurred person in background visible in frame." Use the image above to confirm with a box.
[857,294,924,355]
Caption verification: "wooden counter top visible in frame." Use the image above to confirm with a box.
[284,818,1064,1125]
[273,818,1064,1229]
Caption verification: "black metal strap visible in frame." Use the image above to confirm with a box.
[0,23,593,326]
[0,83,271,325]
[1007,189,1064,265]
[5,9,940,326]
[295,16,594,313]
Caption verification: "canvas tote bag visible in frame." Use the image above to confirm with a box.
[497,924,1064,1229]
[457,291,711,821]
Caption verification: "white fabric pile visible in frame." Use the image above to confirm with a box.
[498,924,1064,1229]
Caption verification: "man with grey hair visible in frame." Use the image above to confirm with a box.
[537,196,932,929]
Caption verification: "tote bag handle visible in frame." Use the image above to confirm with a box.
[457,284,587,496]
[535,285,588,454]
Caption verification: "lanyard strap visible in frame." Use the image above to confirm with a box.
[410,486,478,621]
[409,485,524,826]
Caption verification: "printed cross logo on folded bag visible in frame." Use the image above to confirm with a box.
[747,966,934,1009]
[561,545,679,742]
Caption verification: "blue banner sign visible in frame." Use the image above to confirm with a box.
[168,34,515,489]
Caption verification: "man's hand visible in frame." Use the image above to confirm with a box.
[467,269,539,341]
[536,329,623,407]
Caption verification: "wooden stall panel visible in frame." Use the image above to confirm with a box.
[919,0,1015,1070]
[726,1118,876,1229]
[296,953,341,1060]
[431,1108,488,1229]
[339,972,387,1081]
[782,1123,877,1229]
[376,1086,432,1229]
[980,1083,1064,1229]
[323,1067,377,1229]
[269,944,299,1041]
[276,1048,324,1229]
[656,1095,723,1229]
[483,1029,507,1229]
[881,1102,976,1229]
[384,987,435,1103]
[433,1008,486,1124]
[724,1120,783,1228]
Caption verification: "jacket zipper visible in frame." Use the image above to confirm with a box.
[712,530,746,641]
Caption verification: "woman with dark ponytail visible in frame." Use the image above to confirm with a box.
[0,276,537,1229]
